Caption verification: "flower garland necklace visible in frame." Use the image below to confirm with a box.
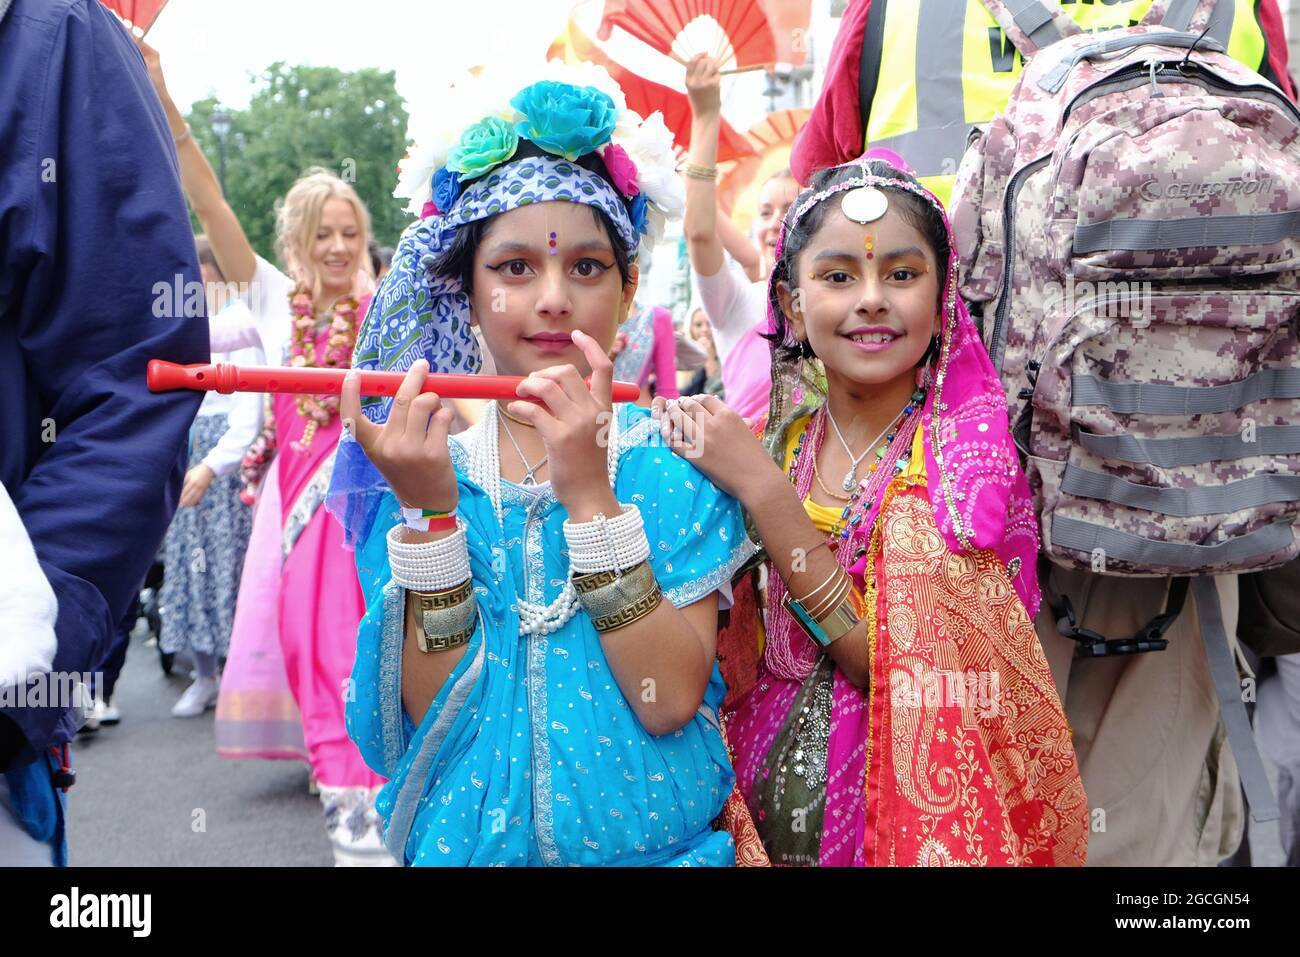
[288,288,359,450]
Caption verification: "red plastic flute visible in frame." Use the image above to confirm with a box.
[146,361,643,403]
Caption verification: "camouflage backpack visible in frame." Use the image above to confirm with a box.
[952,0,1299,820]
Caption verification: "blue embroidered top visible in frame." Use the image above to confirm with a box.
[347,405,756,866]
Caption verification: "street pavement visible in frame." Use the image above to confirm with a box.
[65,621,332,867]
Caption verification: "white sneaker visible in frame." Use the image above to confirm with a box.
[75,683,99,733]
[321,787,398,867]
[171,676,219,718]
[96,696,121,726]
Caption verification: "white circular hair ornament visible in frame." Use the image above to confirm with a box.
[840,186,889,224]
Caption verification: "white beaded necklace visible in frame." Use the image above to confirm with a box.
[466,402,622,636]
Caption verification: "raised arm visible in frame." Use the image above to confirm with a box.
[134,37,258,287]
[714,202,764,282]
[683,54,726,280]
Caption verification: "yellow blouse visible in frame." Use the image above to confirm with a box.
[782,415,927,533]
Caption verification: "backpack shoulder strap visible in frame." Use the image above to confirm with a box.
[1140,0,1217,32]
[1191,577,1280,825]
[980,0,1082,59]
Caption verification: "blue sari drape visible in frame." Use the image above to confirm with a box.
[347,405,757,865]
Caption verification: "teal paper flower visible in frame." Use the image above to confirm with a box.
[511,81,618,162]
[447,117,519,181]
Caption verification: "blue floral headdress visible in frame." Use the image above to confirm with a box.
[326,61,684,545]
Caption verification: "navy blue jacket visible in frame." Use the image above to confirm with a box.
[1,0,208,774]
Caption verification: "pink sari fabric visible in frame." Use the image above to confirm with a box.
[728,667,871,867]
[638,307,681,399]
[218,309,381,789]
[272,390,382,789]
[216,456,309,762]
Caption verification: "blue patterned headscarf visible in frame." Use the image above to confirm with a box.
[327,153,639,546]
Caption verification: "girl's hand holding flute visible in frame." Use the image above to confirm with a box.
[341,360,459,516]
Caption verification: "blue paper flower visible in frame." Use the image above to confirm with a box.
[431,167,462,213]
[447,117,519,181]
[628,192,649,236]
[511,81,618,162]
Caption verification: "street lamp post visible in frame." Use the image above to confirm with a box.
[210,108,231,195]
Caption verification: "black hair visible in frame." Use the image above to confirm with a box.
[764,159,950,365]
[429,139,635,296]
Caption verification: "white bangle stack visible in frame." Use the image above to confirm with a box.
[386,522,471,592]
[562,504,650,575]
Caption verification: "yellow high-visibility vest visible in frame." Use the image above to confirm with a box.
[863,0,1270,206]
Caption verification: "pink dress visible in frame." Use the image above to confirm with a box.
[216,297,382,790]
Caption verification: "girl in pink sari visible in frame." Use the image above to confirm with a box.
[218,172,390,866]
[655,157,1088,866]
[142,42,389,864]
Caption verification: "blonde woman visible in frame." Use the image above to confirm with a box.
[138,39,389,865]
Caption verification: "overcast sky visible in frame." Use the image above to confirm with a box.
[146,0,772,142]
[140,0,806,303]
[149,1,567,133]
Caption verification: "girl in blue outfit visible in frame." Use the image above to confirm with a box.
[327,63,756,866]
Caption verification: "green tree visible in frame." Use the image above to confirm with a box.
[186,63,411,264]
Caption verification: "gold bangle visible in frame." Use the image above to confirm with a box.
[414,623,474,654]
[805,569,849,614]
[575,561,664,632]
[684,163,718,181]
[591,584,663,632]
[812,594,862,645]
[781,584,863,650]
[792,565,841,609]
[806,574,851,621]
[410,579,476,653]
[572,567,624,594]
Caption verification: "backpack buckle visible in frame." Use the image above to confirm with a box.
[1053,594,1114,655]
[48,743,75,792]
[1075,634,1170,657]
[1053,579,1188,658]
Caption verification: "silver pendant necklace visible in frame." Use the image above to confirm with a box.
[498,410,548,485]
[824,405,896,493]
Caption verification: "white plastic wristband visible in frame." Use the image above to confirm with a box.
[562,504,651,575]
[387,521,471,592]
